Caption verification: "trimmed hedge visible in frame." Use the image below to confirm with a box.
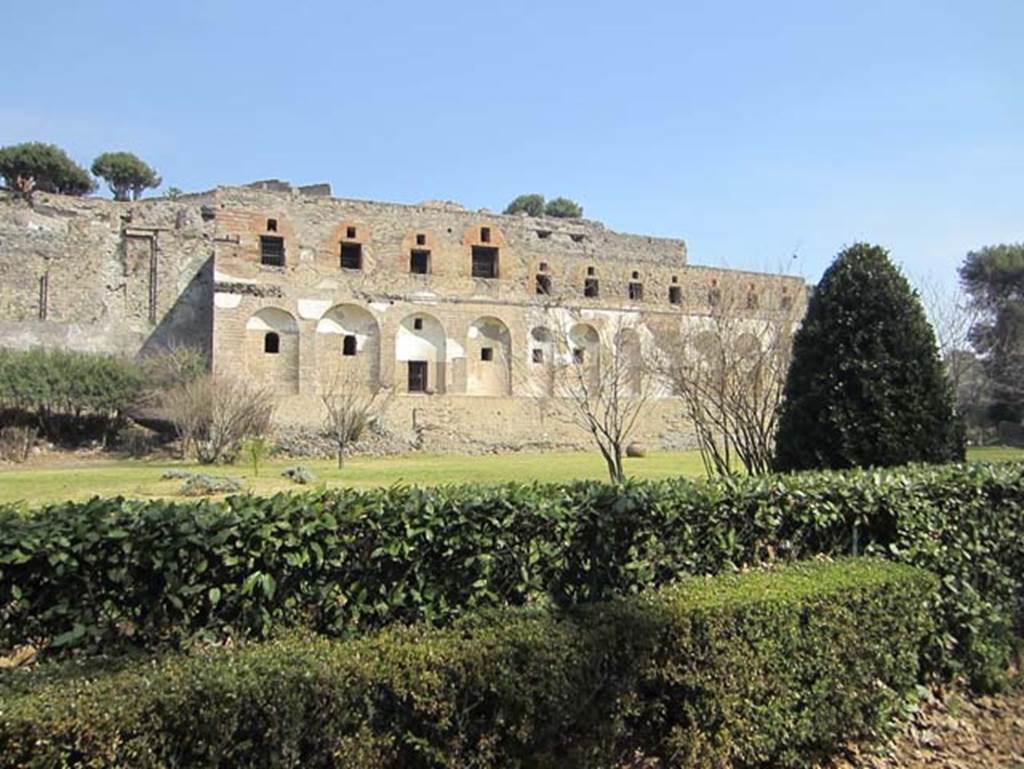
[0,560,936,769]
[2,462,1022,687]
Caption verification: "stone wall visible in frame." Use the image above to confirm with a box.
[0,190,215,358]
[0,182,807,452]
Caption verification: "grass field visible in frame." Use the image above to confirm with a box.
[0,446,1020,507]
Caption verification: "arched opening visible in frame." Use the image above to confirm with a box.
[396,313,447,394]
[615,327,644,395]
[466,316,512,396]
[528,326,556,396]
[568,322,601,389]
[245,307,299,393]
[315,304,381,390]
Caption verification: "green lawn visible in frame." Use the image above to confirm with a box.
[0,446,1020,507]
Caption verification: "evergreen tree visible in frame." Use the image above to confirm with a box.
[91,151,161,201]
[0,142,95,196]
[774,243,964,471]
[503,193,545,217]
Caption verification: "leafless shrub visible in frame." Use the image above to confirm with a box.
[524,313,656,484]
[162,375,275,464]
[321,364,392,468]
[650,283,803,476]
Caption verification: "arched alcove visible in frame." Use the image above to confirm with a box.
[466,316,512,396]
[245,307,300,393]
[315,304,381,390]
[395,313,447,393]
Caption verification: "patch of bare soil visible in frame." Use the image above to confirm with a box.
[829,688,1024,769]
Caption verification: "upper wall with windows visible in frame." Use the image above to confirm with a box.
[210,184,803,315]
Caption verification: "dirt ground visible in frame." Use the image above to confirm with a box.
[830,688,1024,769]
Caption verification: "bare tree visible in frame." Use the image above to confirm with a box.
[650,283,803,476]
[161,375,275,463]
[321,364,392,468]
[917,276,984,403]
[527,313,656,484]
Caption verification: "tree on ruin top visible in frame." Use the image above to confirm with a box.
[0,142,95,197]
[91,151,162,201]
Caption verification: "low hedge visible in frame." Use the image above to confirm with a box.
[0,559,936,769]
[1,462,1022,687]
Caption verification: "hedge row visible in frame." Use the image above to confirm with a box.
[2,462,1022,687]
[0,560,936,769]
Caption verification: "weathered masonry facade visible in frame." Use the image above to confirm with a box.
[0,182,805,450]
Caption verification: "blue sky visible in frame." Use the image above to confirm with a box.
[4,1,1022,288]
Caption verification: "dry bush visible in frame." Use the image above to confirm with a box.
[162,375,275,464]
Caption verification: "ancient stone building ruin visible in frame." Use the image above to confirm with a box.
[0,182,806,451]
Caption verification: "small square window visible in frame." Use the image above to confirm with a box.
[671,275,678,283]
[410,249,430,274]
[416,233,426,246]
[346,226,357,239]
[669,286,682,305]
[260,236,285,267]
[413,317,424,330]
[629,282,644,301]
[587,266,595,276]
[342,335,357,356]
[632,271,640,279]
[480,226,491,243]
[532,348,544,364]
[584,277,599,298]
[266,218,277,232]
[536,274,552,295]
[481,347,494,362]
[264,332,280,354]
[340,242,362,270]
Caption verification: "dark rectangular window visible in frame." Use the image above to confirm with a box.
[480,226,491,243]
[410,249,430,274]
[532,348,544,364]
[471,246,499,278]
[340,242,362,270]
[346,226,357,239]
[264,332,280,354]
[480,347,494,361]
[629,282,644,301]
[408,360,428,393]
[416,233,426,246]
[342,335,357,356]
[584,278,599,298]
[536,274,552,295]
[669,286,682,305]
[260,236,285,267]
[266,218,277,232]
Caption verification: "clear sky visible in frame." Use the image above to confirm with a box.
[4,1,1022,289]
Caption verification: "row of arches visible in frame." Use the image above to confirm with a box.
[240,304,624,397]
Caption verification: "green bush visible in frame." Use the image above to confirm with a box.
[1,463,1021,687]
[775,242,964,471]
[0,560,936,769]
[0,347,143,443]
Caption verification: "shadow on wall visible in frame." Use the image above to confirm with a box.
[139,257,214,365]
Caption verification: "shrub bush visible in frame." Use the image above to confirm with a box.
[0,347,143,444]
[0,560,936,769]
[1,462,1020,686]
